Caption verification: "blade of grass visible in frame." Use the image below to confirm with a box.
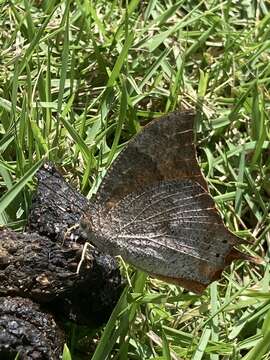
[0,157,44,218]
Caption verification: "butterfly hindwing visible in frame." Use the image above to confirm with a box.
[93,180,240,293]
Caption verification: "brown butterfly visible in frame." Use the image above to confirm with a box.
[81,111,260,294]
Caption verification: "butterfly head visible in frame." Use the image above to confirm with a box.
[80,205,115,255]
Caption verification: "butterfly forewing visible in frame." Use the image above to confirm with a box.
[94,111,208,211]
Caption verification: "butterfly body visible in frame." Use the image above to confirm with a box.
[81,111,258,294]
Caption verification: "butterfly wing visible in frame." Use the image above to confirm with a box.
[81,111,260,293]
[95,179,249,293]
[94,111,208,211]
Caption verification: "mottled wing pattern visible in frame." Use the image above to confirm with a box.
[93,111,207,210]
[81,111,260,294]
[103,180,243,293]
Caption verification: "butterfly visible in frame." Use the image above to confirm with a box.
[81,111,260,294]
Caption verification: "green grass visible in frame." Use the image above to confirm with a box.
[1,1,270,359]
